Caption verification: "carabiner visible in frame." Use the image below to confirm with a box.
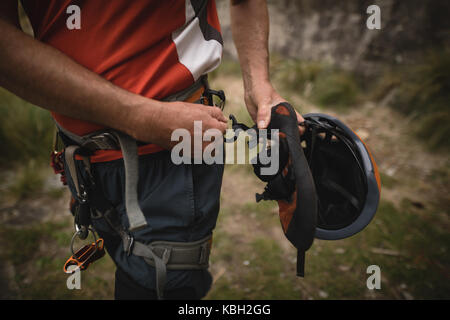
[64,228,105,274]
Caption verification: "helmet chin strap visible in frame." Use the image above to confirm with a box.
[227,102,318,277]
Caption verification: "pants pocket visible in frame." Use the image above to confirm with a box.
[190,163,224,237]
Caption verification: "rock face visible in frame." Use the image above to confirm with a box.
[217,0,449,77]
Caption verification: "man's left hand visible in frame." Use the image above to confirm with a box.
[244,81,305,134]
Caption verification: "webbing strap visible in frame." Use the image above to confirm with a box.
[297,250,305,277]
[131,235,212,300]
[60,127,148,232]
[110,131,148,232]
[132,241,168,300]
[64,146,82,197]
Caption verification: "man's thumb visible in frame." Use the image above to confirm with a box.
[257,106,271,129]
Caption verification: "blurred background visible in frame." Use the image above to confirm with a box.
[0,0,448,299]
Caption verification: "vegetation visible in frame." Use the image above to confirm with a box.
[372,49,450,151]
[7,160,44,200]
[0,88,54,167]
[270,55,361,109]
[0,221,115,299]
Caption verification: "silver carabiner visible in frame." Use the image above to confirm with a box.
[70,227,98,255]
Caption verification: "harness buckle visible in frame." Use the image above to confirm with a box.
[82,131,120,150]
[125,234,135,256]
[198,240,211,265]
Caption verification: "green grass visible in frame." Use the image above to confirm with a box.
[270,55,361,109]
[207,197,450,300]
[207,232,300,300]
[0,220,115,299]
[0,88,54,167]
[209,57,243,81]
[7,160,45,200]
[372,49,450,151]
[0,189,448,299]
[379,172,398,189]
[311,70,360,108]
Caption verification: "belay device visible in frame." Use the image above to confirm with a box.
[229,102,381,277]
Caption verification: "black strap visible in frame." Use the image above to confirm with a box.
[255,172,294,203]
[272,104,317,251]
[297,250,305,277]
[229,103,318,278]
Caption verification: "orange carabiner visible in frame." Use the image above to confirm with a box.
[63,238,105,274]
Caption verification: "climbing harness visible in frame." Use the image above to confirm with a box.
[53,75,224,300]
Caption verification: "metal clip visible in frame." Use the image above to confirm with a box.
[201,88,226,110]
[210,89,226,110]
[125,234,135,256]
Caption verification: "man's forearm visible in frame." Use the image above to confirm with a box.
[0,19,161,138]
[230,0,287,128]
[230,0,270,90]
[230,0,304,129]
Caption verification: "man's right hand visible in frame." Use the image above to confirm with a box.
[130,101,228,151]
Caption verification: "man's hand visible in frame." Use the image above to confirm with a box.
[244,80,305,133]
[131,101,228,151]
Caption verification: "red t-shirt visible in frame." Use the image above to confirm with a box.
[21,0,223,162]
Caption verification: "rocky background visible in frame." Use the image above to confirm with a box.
[218,0,450,78]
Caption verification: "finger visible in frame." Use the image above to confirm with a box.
[256,105,271,129]
[216,120,228,134]
[206,118,228,134]
[296,111,306,135]
[207,107,227,123]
